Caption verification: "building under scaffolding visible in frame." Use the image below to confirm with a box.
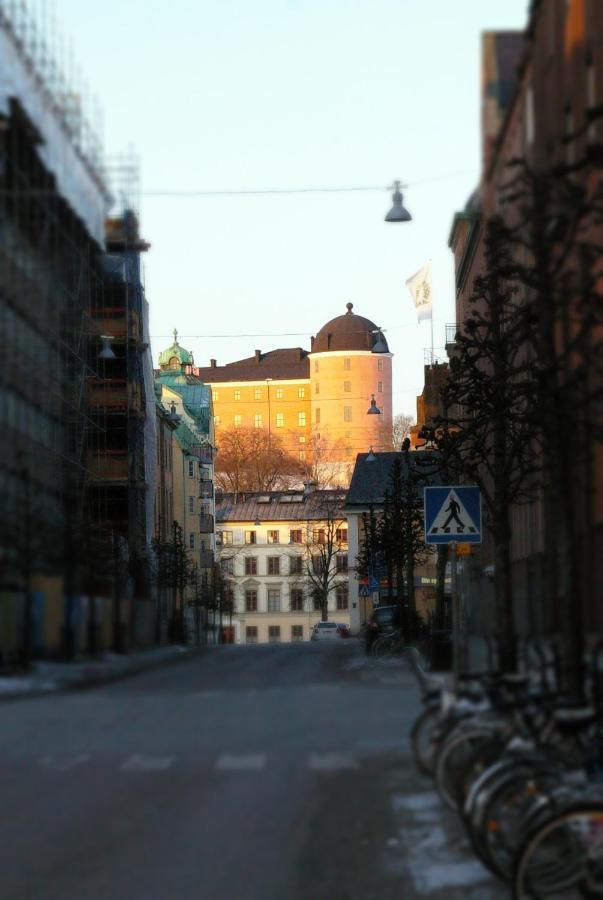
[0,3,155,664]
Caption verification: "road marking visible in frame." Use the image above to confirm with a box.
[308,752,359,772]
[121,754,175,772]
[215,753,267,771]
[40,754,90,771]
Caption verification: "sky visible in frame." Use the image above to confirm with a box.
[56,0,530,417]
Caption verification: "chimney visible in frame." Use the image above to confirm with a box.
[255,349,261,363]
[303,480,317,497]
[210,358,217,368]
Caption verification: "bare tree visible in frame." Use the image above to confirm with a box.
[390,413,414,450]
[303,495,347,621]
[215,426,302,492]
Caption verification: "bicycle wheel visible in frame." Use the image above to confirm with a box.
[410,704,441,774]
[435,726,496,811]
[371,637,393,659]
[513,803,603,899]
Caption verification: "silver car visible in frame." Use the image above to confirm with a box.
[311,622,341,641]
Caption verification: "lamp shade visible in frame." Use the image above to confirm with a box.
[98,335,116,360]
[367,395,381,415]
[385,180,412,223]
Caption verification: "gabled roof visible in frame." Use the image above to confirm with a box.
[344,451,442,511]
[216,490,347,523]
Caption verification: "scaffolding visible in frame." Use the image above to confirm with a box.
[0,2,154,660]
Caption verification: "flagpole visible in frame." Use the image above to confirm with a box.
[430,312,434,365]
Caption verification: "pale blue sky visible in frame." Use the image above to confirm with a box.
[57,0,529,416]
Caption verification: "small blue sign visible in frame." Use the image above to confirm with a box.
[369,576,380,591]
[424,486,482,544]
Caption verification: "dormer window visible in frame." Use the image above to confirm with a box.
[168,356,180,369]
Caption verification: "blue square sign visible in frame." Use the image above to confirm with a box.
[424,486,482,544]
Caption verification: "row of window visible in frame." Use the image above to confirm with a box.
[245,625,306,643]
[222,554,348,576]
[220,528,348,545]
[240,585,349,613]
[313,358,385,373]
[213,387,307,402]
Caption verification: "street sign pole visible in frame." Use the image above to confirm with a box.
[451,541,460,691]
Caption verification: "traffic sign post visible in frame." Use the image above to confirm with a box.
[423,486,482,689]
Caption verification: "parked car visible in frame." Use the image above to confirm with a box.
[365,605,402,653]
[336,623,350,638]
[311,622,342,641]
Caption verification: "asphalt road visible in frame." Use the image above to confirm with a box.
[0,642,504,900]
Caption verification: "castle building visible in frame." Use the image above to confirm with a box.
[193,303,393,486]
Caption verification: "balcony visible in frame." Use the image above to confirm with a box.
[199,514,214,532]
[199,549,214,568]
[199,479,213,499]
[445,323,458,352]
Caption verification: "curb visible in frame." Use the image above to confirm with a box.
[0,646,201,703]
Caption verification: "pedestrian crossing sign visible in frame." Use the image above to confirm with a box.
[423,486,482,544]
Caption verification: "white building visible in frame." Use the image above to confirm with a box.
[216,487,350,644]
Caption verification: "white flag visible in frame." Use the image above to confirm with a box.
[405,261,432,322]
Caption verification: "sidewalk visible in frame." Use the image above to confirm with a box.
[0,645,195,701]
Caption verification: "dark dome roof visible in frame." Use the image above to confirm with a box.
[312,303,388,353]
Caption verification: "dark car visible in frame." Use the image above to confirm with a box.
[365,605,402,653]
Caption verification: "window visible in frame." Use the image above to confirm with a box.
[220,531,233,545]
[336,583,349,610]
[314,361,319,373]
[188,460,195,477]
[336,554,348,573]
[268,625,281,643]
[299,436,306,444]
[290,590,304,611]
[234,390,241,401]
[212,390,219,401]
[346,447,352,457]
[291,625,303,642]
[254,413,263,428]
[312,556,325,575]
[189,533,195,549]
[267,556,281,575]
[189,496,195,514]
[246,626,258,643]
[344,381,351,393]
[344,357,351,370]
[316,408,321,425]
[221,557,234,575]
[245,530,257,545]
[267,530,280,544]
[244,557,258,576]
[298,387,306,398]
[289,529,302,544]
[336,528,348,544]
[254,388,262,400]
[315,383,319,394]
[267,589,281,612]
[378,358,383,372]
[289,556,303,575]
[234,414,242,428]
[313,595,322,611]
[298,412,306,427]
[345,431,351,439]
[276,413,284,428]
[276,387,283,399]
[245,590,258,612]
[344,406,352,422]
[299,450,306,461]
[313,528,326,544]
[214,415,221,426]
[377,381,383,393]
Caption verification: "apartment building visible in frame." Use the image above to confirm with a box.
[216,488,350,643]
